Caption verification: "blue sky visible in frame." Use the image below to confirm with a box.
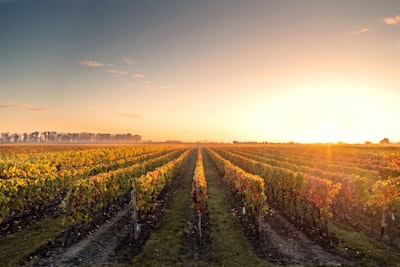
[1,0,400,142]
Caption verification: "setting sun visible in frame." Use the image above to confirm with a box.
[276,83,396,143]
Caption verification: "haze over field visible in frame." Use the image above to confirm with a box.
[1,0,399,143]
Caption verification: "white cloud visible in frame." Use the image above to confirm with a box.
[351,27,370,35]
[107,69,129,76]
[133,73,145,78]
[78,60,113,67]
[382,15,400,25]
[122,57,135,65]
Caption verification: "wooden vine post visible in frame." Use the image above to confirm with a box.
[129,187,139,245]
[198,211,202,242]
[62,187,74,247]
[258,203,263,234]
[192,148,207,244]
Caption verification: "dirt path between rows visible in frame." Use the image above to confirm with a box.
[134,148,268,266]
[202,149,270,266]
[35,207,130,266]
[27,148,352,266]
[203,148,351,266]
[29,152,195,266]
[258,210,347,266]
[133,149,213,266]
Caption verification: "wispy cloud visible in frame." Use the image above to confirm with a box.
[115,113,143,119]
[0,101,48,112]
[0,104,23,109]
[143,81,153,90]
[29,107,48,112]
[133,73,144,78]
[122,57,135,65]
[351,27,370,35]
[107,69,129,76]
[382,14,400,25]
[78,60,113,67]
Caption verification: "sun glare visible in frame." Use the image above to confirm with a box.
[253,82,391,143]
[296,120,345,143]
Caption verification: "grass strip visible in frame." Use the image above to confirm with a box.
[331,221,400,266]
[202,149,272,267]
[0,214,64,266]
[133,149,197,266]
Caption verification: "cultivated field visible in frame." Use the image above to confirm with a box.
[0,144,399,266]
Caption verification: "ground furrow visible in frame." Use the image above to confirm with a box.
[202,149,270,267]
[132,149,197,266]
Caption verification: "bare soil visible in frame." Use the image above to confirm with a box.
[0,195,63,238]
[203,149,354,266]
[179,205,212,266]
[17,148,362,266]
[27,159,189,266]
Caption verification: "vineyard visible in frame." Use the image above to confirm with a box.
[0,143,400,266]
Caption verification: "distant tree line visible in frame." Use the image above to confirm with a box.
[0,131,142,143]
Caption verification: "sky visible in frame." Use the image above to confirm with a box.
[1,0,400,143]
